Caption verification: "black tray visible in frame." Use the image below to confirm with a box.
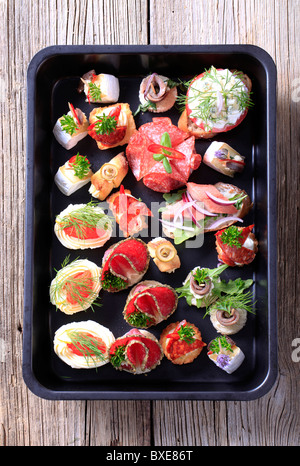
[23,45,277,400]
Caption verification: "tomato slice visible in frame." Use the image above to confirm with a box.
[88,105,126,145]
[147,143,185,159]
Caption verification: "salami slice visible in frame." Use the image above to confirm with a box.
[109,328,164,374]
[126,118,201,193]
[123,280,178,327]
[101,237,150,291]
[215,225,258,266]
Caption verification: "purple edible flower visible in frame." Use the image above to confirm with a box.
[216,354,231,368]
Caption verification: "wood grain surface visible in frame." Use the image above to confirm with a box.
[1,0,299,447]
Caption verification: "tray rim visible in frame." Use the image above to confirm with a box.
[23,44,278,401]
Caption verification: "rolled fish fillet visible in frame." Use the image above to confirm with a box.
[54,320,115,369]
[209,306,248,335]
[89,152,128,201]
[54,159,93,196]
[54,203,113,250]
[50,258,102,315]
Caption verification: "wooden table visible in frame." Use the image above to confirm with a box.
[1,0,299,446]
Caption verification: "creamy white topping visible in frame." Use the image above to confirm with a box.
[187,68,248,131]
[54,320,115,369]
[50,259,102,315]
[54,203,112,250]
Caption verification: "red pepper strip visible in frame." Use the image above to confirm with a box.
[147,143,185,160]
[68,103,81,126]
[109,104,122,121]
[166,320,187,340]
[224,159,245,166]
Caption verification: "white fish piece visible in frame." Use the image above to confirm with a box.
[207,336,245,374]
[53,108,89,150]
[54,159,93,196]
[82,73,120,103]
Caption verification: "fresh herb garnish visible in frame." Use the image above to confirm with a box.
[70,153,91,179]
[220,225,243,248]
[177,324,196,344]
[93,113,118,135]
[101,270,128,291]
[134,100,157,116]
[177,66,254,131]
[110,344,126,368]
[88,81,102,102]
[67,330,106,365]
[60,114,79,135]
[126,311,155,328]
[51,257,101,311]
[56,201,111,240]
[209,335,233,354]
[152,132,173,174]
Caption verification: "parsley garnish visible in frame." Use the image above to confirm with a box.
[70,153,91,179]
[88,81,102,101]
[93,113,117,135]
[177,324,196,344]
[126,311,155,328]
[110,344,126,368]
[209,335,233,354]
[60,114,78,135]
[101,270,127,291]
[220,225,243,248]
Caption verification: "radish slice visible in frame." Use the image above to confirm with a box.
[185,190,217,217]
[160,219,195,232]
[205,190,245,206]
[207,216,243,230]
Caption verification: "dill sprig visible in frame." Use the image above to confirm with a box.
[88,81,102,101]
[52,258,101,311]
[56,201,111,240]
[205,290,255,318]
[60,114,78,135]
[67,330,106,365]
[177,66,254,131]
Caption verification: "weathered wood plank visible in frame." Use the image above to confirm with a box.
[150,0,300,446]
[1,0,299,447]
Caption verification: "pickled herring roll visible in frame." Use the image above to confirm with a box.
[89,152,128,201]
[54,202,113,250]
[50,258,102,315]
[207,335,245,374]
[54,320,115,369]
[137,73,178,114]
[176,264,228,308]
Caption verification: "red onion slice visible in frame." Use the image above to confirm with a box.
[205,190,245,206]
[160,219,195,232]
[207,216,243,230]
[185,190,217,217]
